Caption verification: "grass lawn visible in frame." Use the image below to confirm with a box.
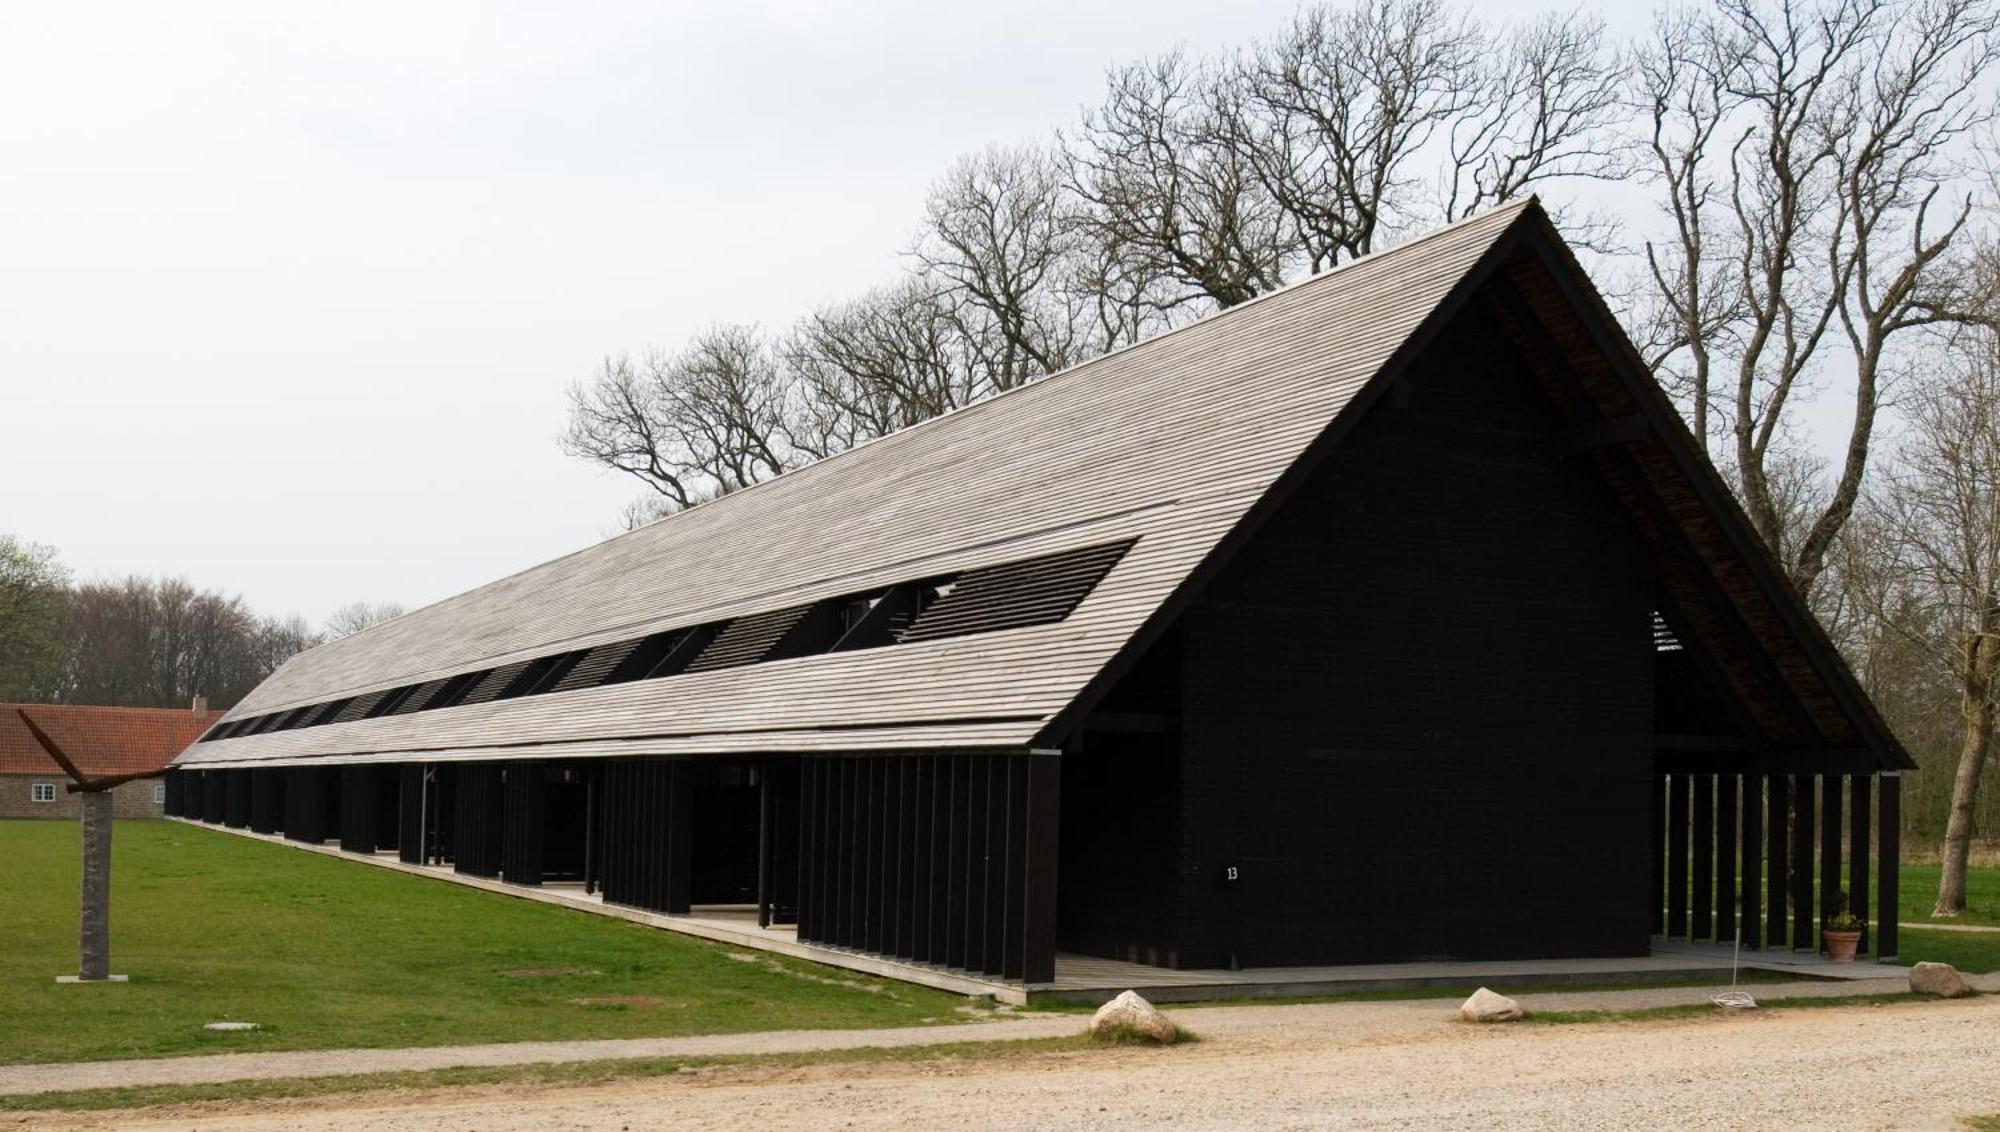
[1899,862,2000,928]
[0,820,971,1066]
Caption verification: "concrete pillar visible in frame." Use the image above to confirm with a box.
[79,790,112,981]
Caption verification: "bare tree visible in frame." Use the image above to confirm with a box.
[562,325,799,510]
[1235,0,1478,268]
[1439,10,1624,222]
[1635,0,1997,593]
[915,146,1089,388]
[324,601,407,640]
[1066,49,1289,310]
[1866,319,2000,914]
[61,576,309,708]
[785,280,982,458]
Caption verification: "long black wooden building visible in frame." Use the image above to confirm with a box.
[167,199,1912,982]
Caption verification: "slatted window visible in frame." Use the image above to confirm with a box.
[200,538,1137,740]
[330,689,393,724]
[549,638,647,693]
[458,660,535,706]
[385,677,454,715]
[898,540,1133,644]
[686,605,815,673]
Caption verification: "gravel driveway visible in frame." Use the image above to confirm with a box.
[27,987,2000,1131]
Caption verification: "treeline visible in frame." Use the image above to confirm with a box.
[0,535,404,710]
[563,0,2000,902]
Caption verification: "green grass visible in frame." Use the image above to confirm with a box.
[0,820,972,1066]
[1900,863,2000,928]
[1897,927,2000,974]
[1964,1115,2000,1130]
[0,1035,1125,1114]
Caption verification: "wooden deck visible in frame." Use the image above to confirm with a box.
[177,819,1901,1006]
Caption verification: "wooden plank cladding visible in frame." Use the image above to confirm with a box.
[596,758,693,915]
[1653,769,1898,956]
[795,753,1059,985]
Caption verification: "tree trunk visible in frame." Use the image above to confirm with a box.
[79,790,113,979]
[1934,631,1996,917]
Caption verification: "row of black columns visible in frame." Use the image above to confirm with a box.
[167,750,1064,985]
[795,752,1060,984]
[1653,769,1899,959]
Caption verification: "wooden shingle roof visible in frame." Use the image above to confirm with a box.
[173,199,1909,772]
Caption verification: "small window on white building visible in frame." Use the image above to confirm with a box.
[31,783,57,803]
[153,782,167,804]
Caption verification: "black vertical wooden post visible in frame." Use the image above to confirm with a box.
[757,760,773,928]
[666,760,692,913]
[1790,775,1815,951]
[1666,774,1689,938]
[909,757,933,963]
[1000,754,1030,980]
[454,763,505,878]
[501,762,545,886]
[959,756,982,971]
[1819,774,1842,937]
[1650,773,1665,935]
[1767,772,1788,948]
[224,770,251,829]
[202,770,225,824]
[341,766,376,854]
[397,764,425,864]
[1741,771,1763,949]
[1849,774,1870,953]
[1691,774,1713,941]
[896,757,919,959]
[795,759,815,938]
[981,757,1008,975]
[1021,750,1060,985]
[1716,774,1738,945]
[1877,773,1899,961]
[932,755,954,963]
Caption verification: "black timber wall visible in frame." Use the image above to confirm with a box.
[1170,304,1654,968]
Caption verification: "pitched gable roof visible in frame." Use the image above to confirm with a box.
[3,704,224,779]
[174,199,1908,772]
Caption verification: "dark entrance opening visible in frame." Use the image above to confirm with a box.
[691,761,761,904]
[542,763,590,882]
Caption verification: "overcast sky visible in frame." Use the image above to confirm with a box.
[1,0,1654,629]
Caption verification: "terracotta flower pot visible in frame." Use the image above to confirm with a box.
[1824,930,1862,962]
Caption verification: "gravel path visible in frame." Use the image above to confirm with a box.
[11,974,2000,1131]
[8,971,1983,1099]
[23,986,2000,1131]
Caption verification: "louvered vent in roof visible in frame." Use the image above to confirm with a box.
[1653,612,1683,653]
[458,660,534,706]
[330,688,393,724]
[550,637,647,693]
[386,676,454,715]
[686,605,815,673]
[898,540,1134,644]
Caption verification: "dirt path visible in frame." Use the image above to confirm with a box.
[23,985,2000,1131]
[5,972,1977,1098]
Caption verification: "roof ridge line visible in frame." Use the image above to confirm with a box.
[308,199,1541,661]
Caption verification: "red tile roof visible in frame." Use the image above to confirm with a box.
[0,704,224,780]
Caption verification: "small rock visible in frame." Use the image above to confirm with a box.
[203,1021,259,1031]
[1460,987,1524,1023]
[1090,989,1178,1043]
[1908,962,1971,999]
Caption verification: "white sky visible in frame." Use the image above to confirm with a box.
[1,0,1654,628]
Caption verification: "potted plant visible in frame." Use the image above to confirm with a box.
[1823,902,1866,962]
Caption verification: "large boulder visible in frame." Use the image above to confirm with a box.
[1460,987,1525,1023]
[1908,962,1972,999]
[1090,990,1179,1043]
